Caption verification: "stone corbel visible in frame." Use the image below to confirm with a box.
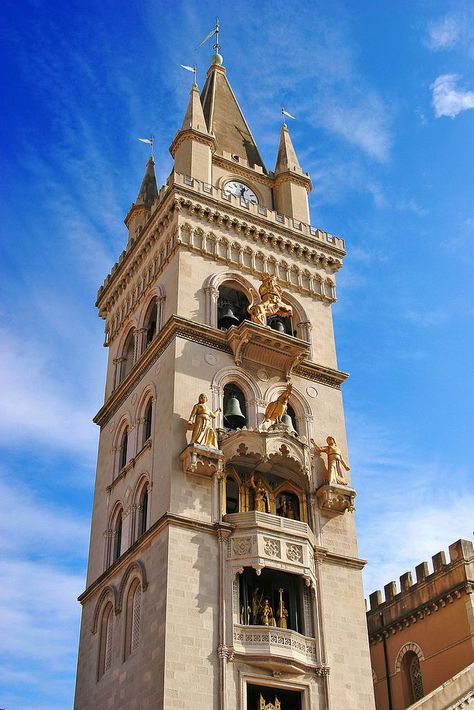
[180,444,224,478]
[316,483,356,516]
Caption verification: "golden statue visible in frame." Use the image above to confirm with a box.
[188,394,221,449]
[248,274,293,326]
[276,589,288,629]
[248,474,269,513]
[260,597,275,626]
[312,436,350,485]
[259,693,281,710]
[263,384,292,425]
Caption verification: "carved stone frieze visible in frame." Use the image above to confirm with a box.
[286,544,303,564]
[316,483,356,516]
[263,537,281,558]
[232,624,320,673]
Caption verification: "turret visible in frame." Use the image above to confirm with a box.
[273,122,312,224]
[124,156,158,243]
[169,81,215,184]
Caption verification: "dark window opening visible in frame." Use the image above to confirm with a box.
[239,567,304,633]
[143,400,152,444]
[247,684,302,710]
[276,491,300,520]
[267,314,295,337]
[119,429,128,470]
[138,487,148,537]
[218,286,250,330]
[145,301,157,347]
[120,331,135,382]
[223,383,247,429]
[113,513,122,562]
[226,476,239,514]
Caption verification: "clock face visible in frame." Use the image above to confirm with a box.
[224,180,258,204]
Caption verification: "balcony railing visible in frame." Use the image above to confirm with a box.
[232,624,318,672]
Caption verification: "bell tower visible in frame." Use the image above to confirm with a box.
[74,51,375,710]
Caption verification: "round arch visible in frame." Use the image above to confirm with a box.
[92,585,118,633]
[395,642,425,674]
[117,560,149,613]
[211,366,262,429]
[203,271,258,328]
[264,382,313,440]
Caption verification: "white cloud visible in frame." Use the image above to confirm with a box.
[431,74,474,118]
[0,328,99,456]
[0,474,88,709]
[426,16,460,50]
[347,411,474,597]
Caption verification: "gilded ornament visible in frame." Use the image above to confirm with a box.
[248,274,293,326]
[188,393,221,449]
[312,436,350,485]
[263,384,292,425]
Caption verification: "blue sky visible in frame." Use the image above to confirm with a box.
[1,1,473,708]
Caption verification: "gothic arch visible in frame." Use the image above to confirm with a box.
[132,472,150,505]
[112,413,133,451]
[395,642,425,673]
[211,366,262,428]
[135,383,157,421]
[92,585,118,633]
[203,272,258,328]
[117,560,149,613]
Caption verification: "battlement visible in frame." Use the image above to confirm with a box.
[367,539,474,637]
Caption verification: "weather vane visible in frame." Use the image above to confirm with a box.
[196,17,221,60]
[180,63,197,85]
[137,135,154,158]
[281,106,296,125]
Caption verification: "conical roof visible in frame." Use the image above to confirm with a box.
[135,156,158,207]
[275,123,302,175]
[200,64,266,171]
[181,83,210,134]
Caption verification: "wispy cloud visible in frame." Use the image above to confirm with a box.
[347,411,473,595]
[431,74,474,118]
[0,473,88,710]
[426,15,460,51]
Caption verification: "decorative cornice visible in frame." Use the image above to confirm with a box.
[169,128,216,157]
[94,316,349,427]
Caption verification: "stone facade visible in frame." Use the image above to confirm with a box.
[367,539,474,710]
[74,54,375,710]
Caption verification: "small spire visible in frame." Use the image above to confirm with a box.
[181,82,209,134]
[135,156,158,207]
[275,122,302,175]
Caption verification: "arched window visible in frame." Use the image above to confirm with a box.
[137,486,149,538]
[218,285,250,330]
[402,651,424,703]
[120,330,135,382]
[143,400,153,445]
[223,383,247,430]
[267,313,295,336]
[144,300,157,348]
[226,475,239,514]
[112,509,123,562]
[119,428,128,471]
[98,602,113,679]
[124,580,142,659]
[285,403,298,434]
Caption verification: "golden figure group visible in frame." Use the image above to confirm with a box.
[248,274,292,327]
[248,587,289,629]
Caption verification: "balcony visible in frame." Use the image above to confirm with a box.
[224,511,315,583]
[232,624,320,673]
[226,320,310,380]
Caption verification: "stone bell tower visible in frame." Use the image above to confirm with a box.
[74,51,375,710]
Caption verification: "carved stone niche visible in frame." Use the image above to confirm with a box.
[316,483,356,516]
[180,444,224,478]
[226,320,309,380]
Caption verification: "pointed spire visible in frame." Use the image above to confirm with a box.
[275,123,302,175]
[135,156,158,207]
[181,83,210,134]
[200,63,266,171]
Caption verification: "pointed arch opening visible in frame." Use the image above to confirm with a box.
[124,579,142,660]
[143,299,157,348]
[223,382,247,430]
[119,427,129,471]
[218,284,250,330]
[143,399,153,445]
[120,329,135,383]
[110,505,123,564]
